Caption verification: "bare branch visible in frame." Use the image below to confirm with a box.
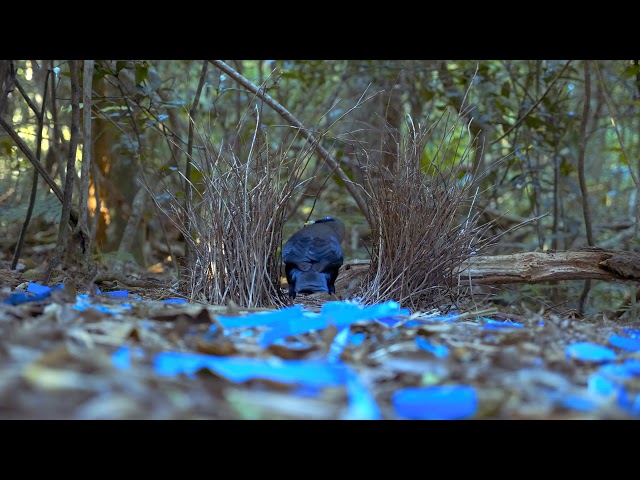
[209,60,372,226]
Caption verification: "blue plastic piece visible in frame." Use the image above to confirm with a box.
[259,316,328,348]
[415,337,449,358]
[3,282,64,305]
[147,351,381,419]
[483,318,524,329]
[392,385,477,420]
[112,346,145,370]
[609,334,640,352]
[103,290,128,297]
[217,305,309,328]
[349,333,366,346]
[153,352,345,386]
[562,395,597,412]
[588,373,619,397]
[622,328,640,339]
[162,298,187,304]
[27,282,54,295]
[565,342,616,363]
[321,300,411,328]
[326,327,351,363]
[342,365,382,420]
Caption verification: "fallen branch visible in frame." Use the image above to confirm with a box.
[336,247,640,295]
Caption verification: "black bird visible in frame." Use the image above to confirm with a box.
[282,217,345,299]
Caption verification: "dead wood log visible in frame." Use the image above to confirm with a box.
[336,247,640,293]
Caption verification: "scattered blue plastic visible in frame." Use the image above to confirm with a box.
[349,333,366,346]
[609,334,640,352]
[162,298,187,304]
[392,385,478,420]
[565,342,617,363]
[102,290,128,297]
[326,327,351,363]
[217,305,309,329]
[112,346,145,369]
[482,318,524,330]
[74,293,133,314]
[255,300,409,348]
[622,328,640,339]
[562,395,598,412]
[415,337,449,358]
[27,282,56,295]
[2,282,64,305]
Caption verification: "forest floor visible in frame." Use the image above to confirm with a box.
[1,252,640,420]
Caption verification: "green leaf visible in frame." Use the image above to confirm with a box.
[116,61,128,75]
[135,64,148,86]
[619,153,628,166]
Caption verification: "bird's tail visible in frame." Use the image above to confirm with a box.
[291,270,329,294]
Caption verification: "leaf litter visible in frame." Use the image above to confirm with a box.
[1,281,640,419]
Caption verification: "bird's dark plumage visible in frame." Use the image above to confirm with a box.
[282,217,345,299]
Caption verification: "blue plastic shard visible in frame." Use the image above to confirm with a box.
[103,290,128,297]
[392,385,477,420]
[153,352,346,387]
[326,327,351,363]
[112,346,132,369]
[598,363,634,381]
[349,333,366,346]
[562,395,597,412]
[321,300,410,328]
[622,328,640,339]
[588,372,619,397]
[342,365,382,420]
[415,337,449,358]
[112,346,145,370]
[162,298,187,304]
[216,304,309,329]
[3,282,63,305]
[27,282,53,295]
[619,359,640,375]
[259,316,328,348]
[482,318,524,329]
[2,292,42,305]
[566,342,616,363]
[609,334,640,352]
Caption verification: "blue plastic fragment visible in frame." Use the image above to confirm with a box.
[374,318,397,327]
[482,318,524,329]
[615,387,640,416]
[326,327,351,363]
[3,282,64,305]
[103,290,128,298]
[153,352,345,386]
[162,298,187,304]
[2,292,42,305]
[112,346,145,370]
[321,300,410,328]
[562,395,597,412]
[259,315,328,348]
[619,359,640,375]
[622,328,640,339]
[609,334,640,352]
[415,337,449,358]
[148,351,381,419]
[217,305,309,328]
[27,282,54,295]
[342,365,382,420]
[588,372,619,397]
[403,320,423,327]
[349,333,366,346]
[392,385,477,420]
[598,363,635,381]
[565,342,616,363]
